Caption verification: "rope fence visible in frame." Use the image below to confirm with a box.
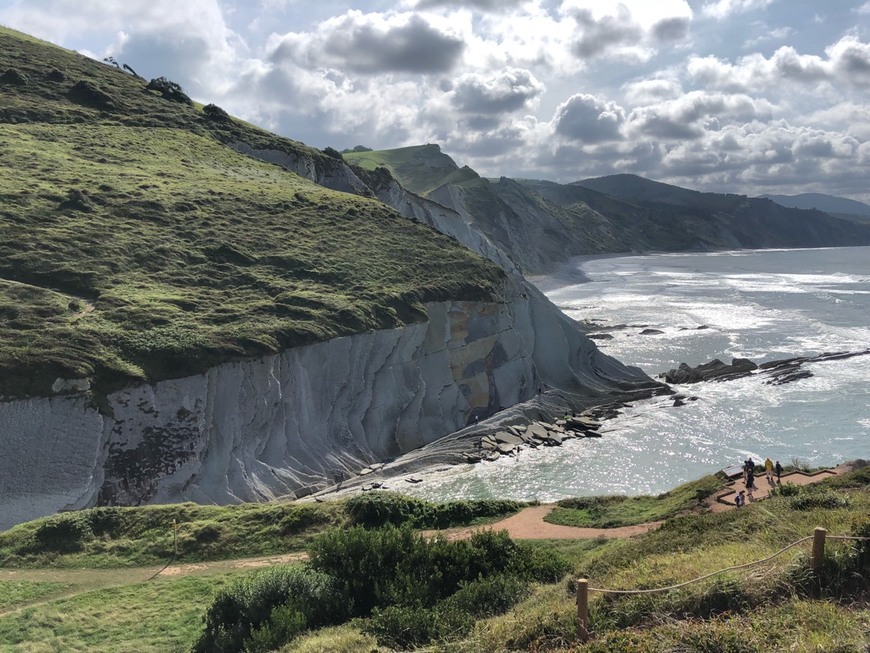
[576,527,869,642]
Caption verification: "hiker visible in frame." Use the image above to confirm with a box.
[746,471,756,501]
[735,490,746,507]
[764,457,774,484]
[742,459,750,483]
[775,460,783,483]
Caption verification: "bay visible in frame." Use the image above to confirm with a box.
[405,246,870,501]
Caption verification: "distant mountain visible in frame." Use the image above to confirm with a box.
[761,193,870,222]
[345,154,870,274]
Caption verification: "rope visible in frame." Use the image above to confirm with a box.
[145,553,177,582]
[588,536,813,595]
[588,533,868,595]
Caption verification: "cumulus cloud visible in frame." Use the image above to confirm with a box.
[688,36,870,93]
[628,91,772,140]
[651,17,691,42]
[268,11,465,74]
[567,6,644,60]
[622,78,684,104]
[702,0,773,20]
[553,94,625,143]
[450,68,544,114]
[411,0,525,11]
[559,0,692,63]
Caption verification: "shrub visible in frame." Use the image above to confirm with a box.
[203,103,230,122]
[787,490,850,511]
[345,492,421,528]
[193,565,346,653]
[364,603,472,650]
[322,146,343,159]
[0,68,28,85]
[441,574,528,618]
[67,80,118,111]
[344,491,520,529]
[145,76,192,105]
[33,513,91,553]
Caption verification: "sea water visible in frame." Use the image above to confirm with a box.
[405,247,870,501]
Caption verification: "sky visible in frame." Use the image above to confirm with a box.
[2,1,870,201]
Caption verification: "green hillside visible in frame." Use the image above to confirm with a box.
[0,467,866,652]
[0,27,504,398]
[343,144,461,196]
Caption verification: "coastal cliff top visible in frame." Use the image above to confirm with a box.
[0,27,504,398]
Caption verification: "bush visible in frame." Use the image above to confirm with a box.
[365,603,472,650]
[67,80,118,111]
[787,489,850,511]
[344,491,520,529]
[33,513,91,553]
[0,68,28,85]
[203,103,230,122]
[442,574,528,618]
[193,565,347,653]
[145,76,192,105]
[322,146,343,160]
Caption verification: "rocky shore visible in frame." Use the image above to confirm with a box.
[662,349,870,386]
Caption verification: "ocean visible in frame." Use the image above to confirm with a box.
[405,246,870,501]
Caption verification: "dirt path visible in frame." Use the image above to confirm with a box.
[1,464,851,617]
[711,466,846,510]
[434,505,662,541]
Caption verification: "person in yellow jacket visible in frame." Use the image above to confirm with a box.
[764,457,774,484]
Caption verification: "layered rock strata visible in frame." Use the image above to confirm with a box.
[0,277,660,531]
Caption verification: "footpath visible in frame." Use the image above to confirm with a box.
[0,463,849,617]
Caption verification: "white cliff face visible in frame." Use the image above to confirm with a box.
[0,277,654,530]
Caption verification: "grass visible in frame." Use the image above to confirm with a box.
[0,495,522,569]
[342,144,462,196]
[0,580,71,611]
[0,26,505,398]
[0,573,236,653]
[0,468,866,651]
[545,473,723,528]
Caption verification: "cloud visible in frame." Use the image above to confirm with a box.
[553,94,625,143]
[559,0,692,63]
[622,78,684,104]
[268,11,465,74]
[628,91,772,140]
[450,68,544,114]
[688,36,870,93]
[651,17,690,41]
[702,0,773,20]
[411,0,525,11]
[568,7,644,59]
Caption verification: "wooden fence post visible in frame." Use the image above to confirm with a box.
[812,527,827,572]
[576,578,589,643]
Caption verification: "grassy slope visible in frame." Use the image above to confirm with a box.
[0,27,504,398]
[0,495,521,569]
[545,474,723,528]
[1,469,865,652]
[343,144,461,196]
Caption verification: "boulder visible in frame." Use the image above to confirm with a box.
[494,432,524,446]
[664,357,758,384]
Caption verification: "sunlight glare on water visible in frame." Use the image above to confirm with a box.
[406,247,870,501]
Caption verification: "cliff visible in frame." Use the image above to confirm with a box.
[0,276,657,531]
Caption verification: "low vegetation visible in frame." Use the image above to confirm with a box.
[0,26,504,398]
[0,467,865,651]
[546,474,722,528]
[0,494,522,568]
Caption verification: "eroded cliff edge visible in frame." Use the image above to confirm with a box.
[0,276,660,531]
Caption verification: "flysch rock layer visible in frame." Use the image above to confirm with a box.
[0,276,657,530]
